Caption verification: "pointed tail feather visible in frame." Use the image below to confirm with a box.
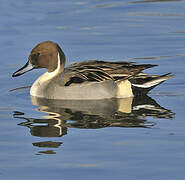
[131,73,174,95]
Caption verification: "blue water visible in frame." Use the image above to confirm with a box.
[0,0,185,179]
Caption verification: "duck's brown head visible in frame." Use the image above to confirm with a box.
[12,41,66,77]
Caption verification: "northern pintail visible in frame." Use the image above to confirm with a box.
[12,41,173,100]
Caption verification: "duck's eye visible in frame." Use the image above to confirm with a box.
[30,53,40,65]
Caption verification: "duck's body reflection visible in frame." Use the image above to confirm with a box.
[13,95,174,154]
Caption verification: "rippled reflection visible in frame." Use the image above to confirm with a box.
[13,95,174,154]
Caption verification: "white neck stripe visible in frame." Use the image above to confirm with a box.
[47,52,61,77]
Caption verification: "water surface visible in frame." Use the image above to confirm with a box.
[0,0,185,179]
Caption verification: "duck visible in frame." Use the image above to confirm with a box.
[12,41,173,100]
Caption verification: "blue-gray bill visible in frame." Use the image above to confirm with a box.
[12,61,34,77]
